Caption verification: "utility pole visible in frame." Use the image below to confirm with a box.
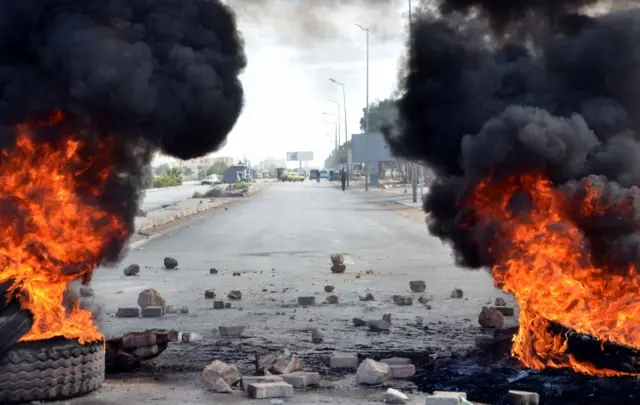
[329,78,349,184]
[356,24,370,191]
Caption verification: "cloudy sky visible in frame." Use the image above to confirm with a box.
[212,0,411,166]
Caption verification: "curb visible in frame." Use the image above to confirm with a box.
[138,198,231,232]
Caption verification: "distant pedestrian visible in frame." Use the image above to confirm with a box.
[340,169,346,191]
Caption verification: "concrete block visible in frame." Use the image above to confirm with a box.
[213,301,224,309]
[389,364,416,378]
[507,390,540,405]
[386,388,409,404]
[141,306,164,317]
[426,392,467,405]
[330,353,358,370]
[297,296,315,306]
[247,382,294,399]
[116,307,139,318]
[356,358,390,385]
[380,357,411,366]
[122,333,156,348]
[492,306,515,316]
[393,295,413,306]
[218,325,245,337]
[241,376,284,390]
[204,289,216,299]
[280,371,320,388]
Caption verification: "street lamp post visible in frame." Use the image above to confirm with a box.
[407,0,417,203]
[327,100,341,148]
[356,24,370,191]
[329,78,349,185]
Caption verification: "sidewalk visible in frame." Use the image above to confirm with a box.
[347,181,427,210]
[134,183,264,232]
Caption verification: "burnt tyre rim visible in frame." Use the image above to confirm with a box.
[0,337,104,404]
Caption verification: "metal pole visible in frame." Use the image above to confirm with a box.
[365,29,370,133]
[407,0,417,203]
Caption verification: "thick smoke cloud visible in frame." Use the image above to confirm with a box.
[385,1,640,271]
[0,0,246,260]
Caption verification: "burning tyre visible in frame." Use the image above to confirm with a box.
[0,338,104,404]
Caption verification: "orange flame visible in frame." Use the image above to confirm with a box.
[468,174,640,376]
[0,113,127,343]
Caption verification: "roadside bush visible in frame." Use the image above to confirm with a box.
[153,174,182,188]
[232,182,250,192]
[193,188,224,198]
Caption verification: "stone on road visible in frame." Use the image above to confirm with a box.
[137,289,166,309]
[247,382,294,399]
[164,257,178,269]
[330,353,359,370]
[201,360,241,393]
[355,358,390,385]
[385,388,409,404]
[507,390,540,405]
[123,264,140,276]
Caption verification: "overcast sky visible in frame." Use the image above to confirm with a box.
[211,0,411,166]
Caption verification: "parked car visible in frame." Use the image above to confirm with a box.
[280,171,305,182]
[319,170,329,179]
[201,175,221,185]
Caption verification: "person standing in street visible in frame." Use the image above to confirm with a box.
[340,168,347,191]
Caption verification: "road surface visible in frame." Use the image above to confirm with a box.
[82,181,514,404]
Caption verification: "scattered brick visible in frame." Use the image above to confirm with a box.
[123,264,140,276]
[380,357,411,366]
[450,288,464,299]
[492,306,515,316]
[329,353,358,370]
[367,319,391,332]
[382,313,392,323]
[163,257,178,269]
[359,292,375,301]
[297,296,315,306]
[324,294,339,304]
[356,358,390,385]
[116,307,139,318]
[218,325,245,338]
[228,290,242,300]
[393,295,413,306]
[204,289,216,299]
[495,297,507,306]
[137,289,166,309]
[389,364,416,378]
[241,376,284,390]
[213,301,224,309]
[507,390,540,405]
[247,382,293,399]
[141,306,163,318]
[210,268,218,274]
[386,388,409,404]
[311,328,324,343]
[409,280,426,292]
[426,392,467,405]
[280,371,320,388]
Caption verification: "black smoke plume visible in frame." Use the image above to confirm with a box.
[385,0,640,271]
[0,0,246,261]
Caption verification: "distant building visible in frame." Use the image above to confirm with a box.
[258,158,287,171]
[222,165,248,183]
[212,156,235,166]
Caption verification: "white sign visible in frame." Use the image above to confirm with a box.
[286,151,314,161]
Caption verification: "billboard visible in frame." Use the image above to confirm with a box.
[351,132,394,163]
[286,151,314,161]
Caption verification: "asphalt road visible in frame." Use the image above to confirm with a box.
[78,181,515,404]
[141,182,213,212]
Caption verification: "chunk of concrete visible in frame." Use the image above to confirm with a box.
[507,390,540,405]
[141,306,163,317]
[247,382,294,399]
[450,288,464,299]
[259,349,302,375]
[367,319,391,332]
[116,307,139,318]
[280,371,320,388]
[330,253,345,264]
[330,264,346,273]
[382,313,392,323]
[213,300,224,309]
[324,285,335,293]
[324,294,339,304]
[297,296,315,306]
[478,306,505,328]
[425,392,467,405]
[204,289,216,299]
[311,328,324,343]
[137,288,166,309]
[359,293,375,301]
[495,297,507,306]
[329,353,358,370]
[123,264,140,276]
[353,318,367,327]
[241,375,284,390]
[474,335,494,349]
[393,295,413,306]
[355,358,390,385]
[122,333,156,348]
[218,325,245,337]
[409,280,426,292]
[228,290,242,300]
[386,388,409,404]
[202,360,241,394]
[389,364,416,378]
[492,306,515,316]
[381,357,411,366]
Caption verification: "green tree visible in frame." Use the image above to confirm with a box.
[154,163,169,177]
[324,140,352,169]
[181,167,193,177]
[206,162,229,176]
[359,99,398,132]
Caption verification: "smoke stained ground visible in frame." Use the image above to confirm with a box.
[385,1,640,271]
[0,0,246,262]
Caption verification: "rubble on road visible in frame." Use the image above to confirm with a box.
[247,382,294,399]
[380,357,411,366]
[202,360,242,393]
[367,319,391,332]
[359,292,375,301]
[409,280,426,292]
[123,264,140,276]
[324,285,335,293]
[426,391,468,405]
[389,364,416,378]
[311,328,324,343]
[415,316,424,327]
[495,297,507,306]
[280,371,320,388]
[213,301,225,309]
[241,376,284,390]
[474,335,494,349]
[330,253,345,264]
[385,388,409,404]
[218,325,245,338]
[258,349,302,375]
[180,305,189,314]
[106,329,171,372]
[353,318,367,327]
[233,271,241,276]
[137,288,166,309]
[418,295,431,304]
[329,353,358,370]
[356,358,390,385]
[450,288,464,299]
[492,306,515,316]
[116,307,139,318]
[382,313,392,323]
[297,296,315,306]
[331,263,346,273]
[324,294,339,304]
[164,257,178,269]
[204,289,216,299]
[478,306,505,328]
[210,268,218,274]
[228,290,242,300]
[141,306,163,317]
[393,295,413,306]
